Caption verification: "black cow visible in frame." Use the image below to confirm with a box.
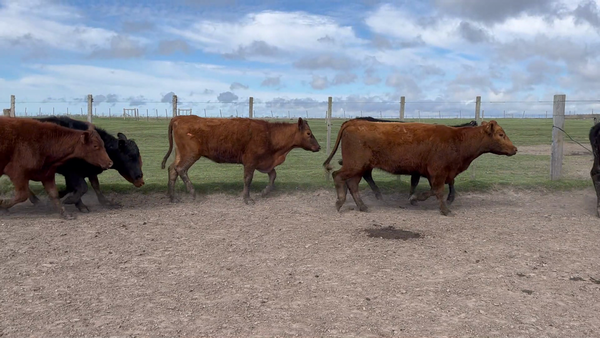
[590,122,600,217]
[29,116,144,212]
[339,117,478,203]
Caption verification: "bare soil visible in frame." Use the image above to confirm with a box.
[1,187,600,338]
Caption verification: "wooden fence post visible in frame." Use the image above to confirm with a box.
[475,96,481,123]
[87,94,93,123]
[326,96,332,162]
[400,96,405,121]
[249,97,254,118]
[551,94,566,180]
[172,94,178,118]
[10,95,15,117]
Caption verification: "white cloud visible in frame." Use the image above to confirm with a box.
[0,0,117,53]
[165,10,366,59]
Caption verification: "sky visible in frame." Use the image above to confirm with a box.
[1,0,599,118]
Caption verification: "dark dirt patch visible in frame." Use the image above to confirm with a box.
[364,226,421,240]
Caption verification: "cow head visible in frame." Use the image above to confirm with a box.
[295,118,321,152]
[482,120,518,156]
[79,130,113,169]
[111,133,145,187]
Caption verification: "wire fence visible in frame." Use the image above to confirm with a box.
[3,97,600,120]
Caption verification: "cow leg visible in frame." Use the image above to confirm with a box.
[261,169,277,197]
[178,169,196,199]
[89,175,121,208]
[431,178,452,216]
[28,187,41,205]
[0,177,30,212]
[62,176,90,213]
[347,176,368,212]
[363,169,382,200]
[447,179,456,205]
[168,152,197,202]
[242,166,255,205]
[41,177,74,220]
[332,170,349,211]
[592,172,600,217]
[408,174,429,205]
[409,174,421,197]
[167,162,179,202]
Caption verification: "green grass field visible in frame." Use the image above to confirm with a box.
[1,117,595,197]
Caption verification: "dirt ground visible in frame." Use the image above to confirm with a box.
[1,185,600,338]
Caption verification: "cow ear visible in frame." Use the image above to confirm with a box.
[117,133,128,148]
[485,120,497,134]
[297,117,305,130]
[81,131,91,144]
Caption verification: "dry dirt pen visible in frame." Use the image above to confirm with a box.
[1,183,600,337]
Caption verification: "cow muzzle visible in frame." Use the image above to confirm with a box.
[102,161,113,170]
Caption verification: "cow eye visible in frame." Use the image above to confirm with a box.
[307,132,312,136]
[499,133,505,137]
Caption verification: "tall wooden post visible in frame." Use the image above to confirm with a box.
[10,95,15,117]
[551,94,566,180]
[326,96,333,154]
[249,97,254,118]
[475,96,481,122]
[400,96,405,121]
[87,94,93,123]
[172,94,178,118]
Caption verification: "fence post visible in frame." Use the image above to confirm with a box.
[10,95,15,117]
[475,96,481,123]
[87,94,93,123]
[172,94,178,118]
[400,96,405,121]
[326,96,332,161]
[249,97,254,118]
[551,94,566,180]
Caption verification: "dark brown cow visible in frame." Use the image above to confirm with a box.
[0,117,113,219]
[589,122,600,217]
[323,119,517,215]
[161,116,321,203]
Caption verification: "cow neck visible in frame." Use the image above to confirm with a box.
[267,122,298,154]
[40,126,83,167]
[99,129,119,159]
[456,126,492,164]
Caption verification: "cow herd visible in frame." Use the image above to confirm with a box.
[0,115,599,219]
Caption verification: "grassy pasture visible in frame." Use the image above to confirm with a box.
[1,116,595,197]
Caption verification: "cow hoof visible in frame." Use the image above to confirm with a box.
[440,209,453,216]
[61,212,76,220]
[335,200,344,211]
[409,197,418,206]
[374,193,383,201]
[358,205,369,212]
[244,198,255,205]
[597,207,600,218]
[107,202,122,209]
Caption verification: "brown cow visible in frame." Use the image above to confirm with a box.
[161,116,321,204]
[323,119,517,215]
[0,117,113,219]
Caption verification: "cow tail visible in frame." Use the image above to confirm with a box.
[161,118,175,169]
[322,121,347,176]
